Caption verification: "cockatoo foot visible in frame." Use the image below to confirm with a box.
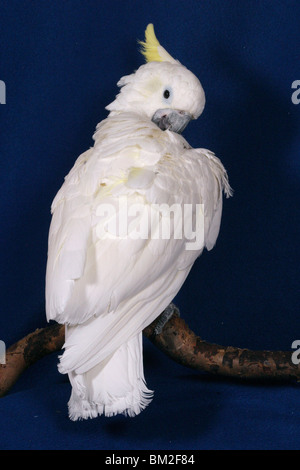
[154,302,180,335]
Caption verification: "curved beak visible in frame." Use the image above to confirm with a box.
[152,108,193,134]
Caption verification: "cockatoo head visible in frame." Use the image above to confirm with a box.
[106,24,205,134]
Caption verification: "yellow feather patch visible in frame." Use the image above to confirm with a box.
[139,24,163,63]
[139,24,178,64]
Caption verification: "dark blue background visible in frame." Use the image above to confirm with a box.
[0,0,299,450]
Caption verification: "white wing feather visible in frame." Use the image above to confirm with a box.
[46,111,230,328]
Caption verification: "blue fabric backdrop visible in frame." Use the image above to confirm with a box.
[0,0,299,450]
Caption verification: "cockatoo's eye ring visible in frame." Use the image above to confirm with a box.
[163,89,170,99]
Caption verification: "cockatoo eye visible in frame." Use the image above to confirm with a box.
[163,87,173,103]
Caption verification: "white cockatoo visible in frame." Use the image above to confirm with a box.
[46,24,232,420]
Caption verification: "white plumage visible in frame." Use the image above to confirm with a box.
[46,25,231,420]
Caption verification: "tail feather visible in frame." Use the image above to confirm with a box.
[65,333,153,420]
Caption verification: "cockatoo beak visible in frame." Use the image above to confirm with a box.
[152,108,193,134]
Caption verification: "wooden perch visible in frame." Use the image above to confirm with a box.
[0,306,299,398]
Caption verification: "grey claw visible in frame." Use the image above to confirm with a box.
[154,302,180,335]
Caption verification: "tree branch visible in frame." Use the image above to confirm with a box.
[0,307,299,398]
[0,323,64,397]
[145,311,300,382]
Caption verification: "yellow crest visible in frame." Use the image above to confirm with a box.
[139,24,177,63]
